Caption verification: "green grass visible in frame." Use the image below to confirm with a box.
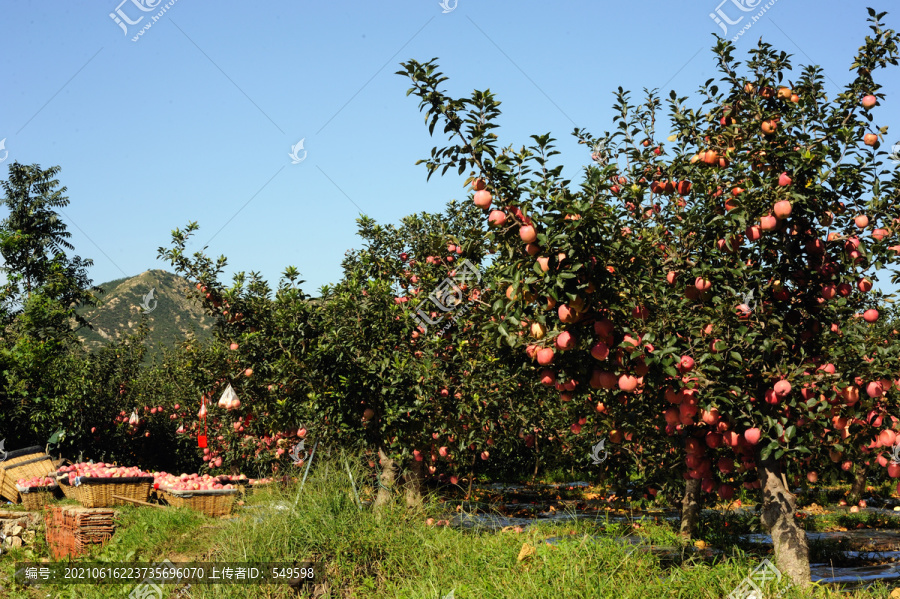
[3,458,900,598]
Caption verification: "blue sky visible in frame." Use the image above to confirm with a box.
[2,0,898,295]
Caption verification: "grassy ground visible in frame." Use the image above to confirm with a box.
[2,459,900,598]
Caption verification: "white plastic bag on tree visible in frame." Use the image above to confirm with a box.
[218,384,238,409]
[128,410,139,425]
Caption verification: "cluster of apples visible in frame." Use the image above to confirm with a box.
[247,477,274,485]
[17,476,56,489]
[153,472,236,491]
[57,462,151,483]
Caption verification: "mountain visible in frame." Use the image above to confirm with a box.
[75,270,214,357]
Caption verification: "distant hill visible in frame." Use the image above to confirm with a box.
[75,269,214,357]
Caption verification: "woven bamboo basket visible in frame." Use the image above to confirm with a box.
[0,446,45,502]
[16,484,60,510]
[72,476,153,508]
[1,446,45,467]
[0,454,55,503]
[57,476,80,500]
[161,488,238,517]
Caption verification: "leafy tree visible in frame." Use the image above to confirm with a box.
[398,7,900,586]
[0,163,102,449]
[0,162,98,327]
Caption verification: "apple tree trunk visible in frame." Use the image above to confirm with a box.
[757,456,810,588]
[403,458,425,510]
[374,447,400,513]
[848,465,868,505]
[678,477,702,539]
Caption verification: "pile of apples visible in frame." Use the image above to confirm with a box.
[247,477,274,485]
[17,476,56,489]
[57,462,151,484]
[216,474,274,485]
[152,472,235,491]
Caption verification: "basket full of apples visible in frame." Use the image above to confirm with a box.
[15,476,60,510]
[56,463,153,508]
[157,473,239,517]
[0,451,55,503]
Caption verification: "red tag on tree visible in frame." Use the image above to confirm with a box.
[197,394,208,447]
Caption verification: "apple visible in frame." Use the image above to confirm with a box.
[473,190,492,209]
[540,369,556,386]
[536,348,555,365]
[591,342,610,360]
[744,428,762,445]
[487,210,506,226]
[778,173,792,187]
[618,374,638,392]
[862,95,877,109]
[774,380,792,398]
[867,381,884,398]
[864,133,878,147]
[519,225,537,243]
[773,200,792,219]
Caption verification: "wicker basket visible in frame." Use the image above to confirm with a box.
[161,488,238,517]
[16,484,60,510]
[71,476,153,508]
[57,476,80,500]
[0,454,55,503]
[0,446,45,501]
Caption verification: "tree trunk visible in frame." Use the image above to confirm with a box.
[678,477,702,539]
[848,465,868,504]
[466,452,476,500]
[374,447,399,513]
[532,437,540,481]
[403,458,424,510]
[758,456,810,588]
